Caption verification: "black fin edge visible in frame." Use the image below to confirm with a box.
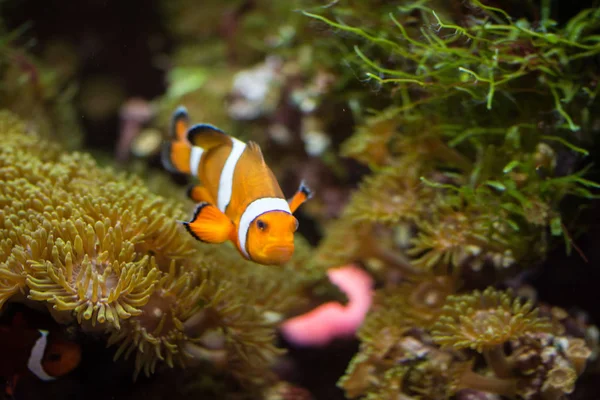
[186,123,226,143]
[181,202,210,243]
[185,185,196,201]
[299,179,313,199]
[182,222,206,243]
[191,201,210,221]
[161,142,180,173]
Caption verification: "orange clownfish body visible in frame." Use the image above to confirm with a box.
[162,106,312,265]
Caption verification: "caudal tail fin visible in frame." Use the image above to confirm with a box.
[161,106,192,174]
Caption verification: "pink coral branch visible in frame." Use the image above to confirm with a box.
[280,264,374,347]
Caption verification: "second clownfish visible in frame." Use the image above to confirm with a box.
[0,312,81,397]
[162,106,312,265]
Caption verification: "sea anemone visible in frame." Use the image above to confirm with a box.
[26,218,158,329]
[107,258,284,383]
[0,227,33,307]
[0,111,298,387]
[106,261,210,377]
[76,176,198,266]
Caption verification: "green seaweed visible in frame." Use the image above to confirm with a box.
[300,1,600,398]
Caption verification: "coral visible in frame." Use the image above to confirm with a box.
[432,287,551,379]
[335,274,458,399]
[361,274,456,339]
[339,285,595,399]
[5,0,595,397]
[0,110,333,390]
[343,164,434,226]
[338,326,459,400]
[308,217,419,280]
[281,264,373,347]
[508,333,593,400]
[339,108,395,168]
[408,199,515,272]
[541,362,577,399]
[448,360,517,398]
[431,287,551,352]
[297,8,600,397]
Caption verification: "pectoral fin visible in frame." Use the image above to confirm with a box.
[182,202,233,244]
[288,180,313,213]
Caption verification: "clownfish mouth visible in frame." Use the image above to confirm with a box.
[263,244,294,264]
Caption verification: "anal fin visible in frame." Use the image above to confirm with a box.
[182,202,233,244]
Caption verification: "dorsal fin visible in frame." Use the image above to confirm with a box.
[171,106,189,142]
[247,141,265,164]
[186,123,231,150]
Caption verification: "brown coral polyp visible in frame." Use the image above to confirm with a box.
[432,287,551,352]
[541,363,577,400]
[344,166,429,225]
[432,287,552,379]
[451,361,517,398]
[564,338,592,376]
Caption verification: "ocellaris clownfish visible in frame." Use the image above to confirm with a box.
[161,106,313,265]
[0,312,81,397]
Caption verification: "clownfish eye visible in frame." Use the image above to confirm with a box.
[256,219,267,231]
[48,353,62,362]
